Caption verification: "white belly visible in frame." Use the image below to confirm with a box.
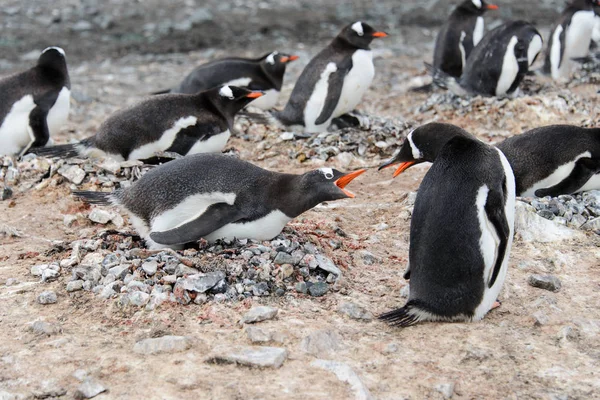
[520,151,592,197]
[0,95,36,156]
[496,36,520,96]
[459,31,468,71]
[528,35,543,66]
[331,49,374,118]
[554,11,597,79]
[304,62,338,133]
[204,210,292,242]
[592,16,600,43]
[222,77,252,88]
[127,116,198,160]
[187,129,230,155]
[46,87,70,137]
[576,173,600,193]
[249,89,279,110]
[473,17,484,46]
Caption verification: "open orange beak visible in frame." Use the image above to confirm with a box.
[246,91,264,99]
[372,31,388,38]
[392,161,416,178]
[334,169,366,198]
[486,4,499,10]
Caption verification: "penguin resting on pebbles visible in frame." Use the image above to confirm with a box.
[73,153,365,249]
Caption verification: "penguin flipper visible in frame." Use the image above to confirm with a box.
[27,106,51,150]
[149,203,243,246]
[484,187,510,289]
[315,60,352,125]
[534,158,600,197]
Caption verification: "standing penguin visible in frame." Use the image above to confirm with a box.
[33,85,263,161]
[380,135,516,327]
[543,0,600,80]
[73,153,365,249]
[0,47,70,156]
[273,22,387,133]
[428,21,543,97]
[158,52,299,110]
[434,0,499,78]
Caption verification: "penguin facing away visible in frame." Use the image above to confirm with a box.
[73,153,366,249]
[274,21,387,133]
[0,47,70,156]
[165,52,299,110]
[32,85,263,161]
[543,0,600,80]
[428,21,543,97]
[433,0,499,78]
[380,135,516,327]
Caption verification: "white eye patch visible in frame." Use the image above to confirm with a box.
[471,0,482,8]
[42,46,65,56]
[266,51,278,65]
[320,167,334,179]
[351,22,364,36]
[219,85,234,99]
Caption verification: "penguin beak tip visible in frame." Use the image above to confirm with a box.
[372,31,388,38]
[486,4,499,10]
[247,92,264,99]
[334,169,366,197]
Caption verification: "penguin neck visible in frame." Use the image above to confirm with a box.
[259,64,284,90]
[270,174,323,218]
[203,95,235,128]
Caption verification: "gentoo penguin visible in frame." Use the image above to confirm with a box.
[434,0,499,78]
[0,47,70,156]
[73,153,365,249]
[273,22,387,133]
[543,0,600,80]
[33,85,263,161]
[380,135,515,327]
[158,52,299,110]
[428,21,543,97]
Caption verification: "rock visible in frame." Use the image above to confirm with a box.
[74,378,107,399]
[179,271,225,293]
[126,291,150,307]
[41,268,60,282]
[37,291,57,304]
[514,202,582,242]
[29,321,62,336]
[295,282,308,294]
[133,335,193,355]
[58,164,86,184]
[528,274,562,292]
[434,382,455,399]
[141,261,158,276]
[5,278,18,286]
[280,131,294,141]
[308,282,329,297]
[246,326,271,343]
[337,302,373,321]
[99,282,119,299]
[1,187,13,201]
[88,208,112,224]
[241,306,278,324]
[207,346,288,368]
[72,265,102,284]
[532,311,549,326]
[273,252,295,265]
[300,330,343,356]
[108,264,129,280]
[279,264,294,279]
[315,255,341,277]
[581,217,600,231]
[66,280,84,292]
[174,264,199,277]
[311,359,373,400]
[63,214,79,227]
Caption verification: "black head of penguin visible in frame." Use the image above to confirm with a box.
[572,0,600,13]
[379,123,475,176]
[259,52,299,86]
[205,85,264,117]
[335,22,388,50]
[37,47,69,84]
[457,0,499,15]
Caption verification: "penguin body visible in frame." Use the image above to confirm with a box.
[543,0,600,80]
[0,47,70,156]
[73,153,365,249]
[33,85,263,161]
[380,135,515,327]
[433,0,498,78]
[428,21,542,97]
[166,52,298,110]
[274,22,387,133]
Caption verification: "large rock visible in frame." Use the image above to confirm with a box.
[514,202,583,242]
[207,346,288,368]
[311,359,373,400]
[133,335,192,355]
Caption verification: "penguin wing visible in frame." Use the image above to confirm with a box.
[149,202,243,246]
[28,106,51,148]
[314,57,353,125]
[484,187,510,288]
[534,157,600,197]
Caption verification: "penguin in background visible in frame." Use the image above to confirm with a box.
[380,135,516,327]
[156,52,299,110]
[427,21,543,97]
[73,153,366,249]
[543,0,600,80]
[32,85,263,162]
[273,21,387,133]
[434,0,499,78]
[0,47,70,157]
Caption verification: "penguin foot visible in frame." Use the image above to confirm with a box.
[491,300,502,310]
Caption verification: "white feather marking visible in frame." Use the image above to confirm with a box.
[459,31,468,71]
[204,209,292,242]
[303,62,338,133]
[42,46,65,56]
[249,89,279,109]
[0,95,36,156]
[578,173,600,192]
[351,22,364,36]
[552,10,597,79]
[473,17,484,46]
[266,52,278,65]
[406,131,423,160]
[46,87,70,136]
[222,77,252,87]
[186,129,230,155]
[471,0,482,8]
[527,35,543,66]
[592,16,600,43]
[319,167,334,179]
[550,25,564,79]
[151,192,236,234]
[127,116,197,160]
[496,36,520,96]
[331,49,374,118]
[521,151,592,197]
[219,85,234,99]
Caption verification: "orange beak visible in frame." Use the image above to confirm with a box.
[393,161,416,178]
[288,55,299,61]
[486,4,499,10]
[334,169,366,198]
[372,31,388,38]
[246,92,264,99]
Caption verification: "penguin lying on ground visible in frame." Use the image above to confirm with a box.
[543,0,600,80]
[155,52,298,110]
[427,21,542,97]
[380,135,515,327]
[273,21,387,133]
[32,85,262,161]
[380,123,600,197]
[0,47,70,157]
[73,153,365,249]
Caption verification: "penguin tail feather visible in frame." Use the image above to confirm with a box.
[151,88,171,95]
[237,110,275,126]
[378,301,425,327]
[72,190,113,206]
[409,83,434,93]
[424,62,466,96]
[29,138,92,158]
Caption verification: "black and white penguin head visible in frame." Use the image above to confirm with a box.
[207,85,264,115]
[379,123,474,177]
[337,22,388,50]
[260,51,299,77]
[37,47,68,74]
[299,167,366,202]
[459,0,499,14]
[574,0,600,12]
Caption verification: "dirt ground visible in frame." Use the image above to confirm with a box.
[1,1,600,399]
